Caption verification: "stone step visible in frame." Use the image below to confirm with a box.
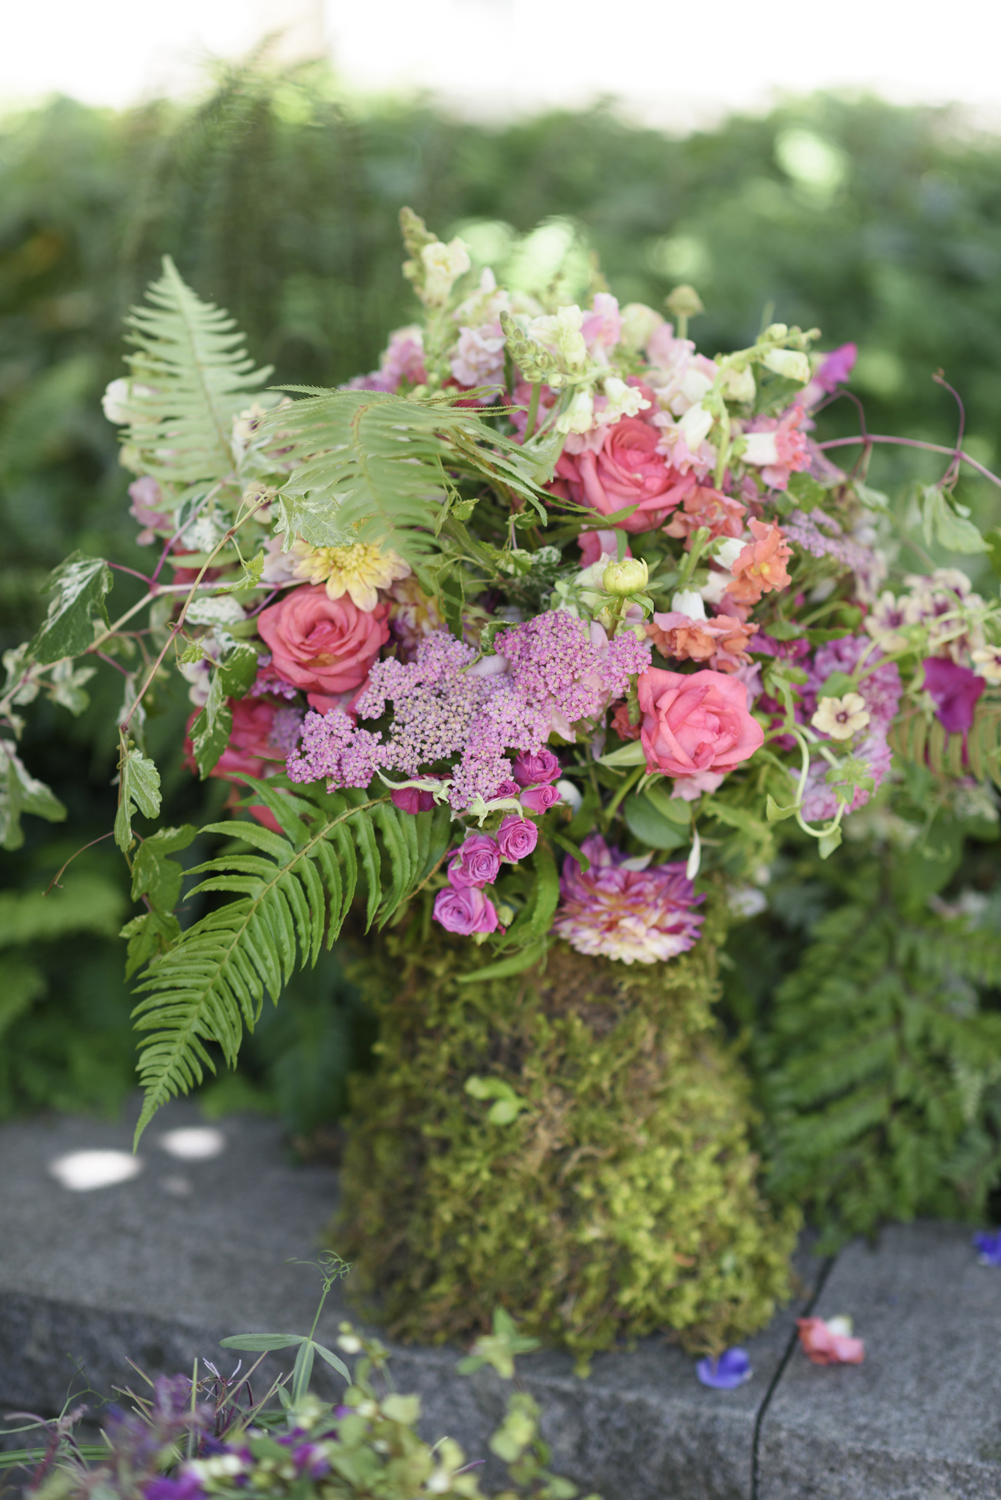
[0,1102,998,1499]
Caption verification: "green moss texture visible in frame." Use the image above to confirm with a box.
[337,905,799,1363]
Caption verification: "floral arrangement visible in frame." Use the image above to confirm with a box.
[2,207,1000,1137]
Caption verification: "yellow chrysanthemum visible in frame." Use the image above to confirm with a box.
[292,541,410,612]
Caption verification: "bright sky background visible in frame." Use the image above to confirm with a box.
[4,0,1001,131]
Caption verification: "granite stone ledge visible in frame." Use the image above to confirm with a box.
[758,1221,1001,1500]
[0,1101,826,1500]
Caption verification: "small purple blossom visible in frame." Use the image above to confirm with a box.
[434,885,500,935]
[268,705,305,756]
[696,1347,753,1390]
[922,657,986,734]
[520,783,562,814]
[815,343,857,393]
[143,1477,206,1500]
[973,1229,1001,1266]
[448,834,502,889]
[391,785,437,814]
[286,708,384,789]
[496,815,539,862]
[552,834,704,965]
[512,748,562,787]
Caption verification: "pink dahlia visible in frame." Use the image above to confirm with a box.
[551,833,704,965]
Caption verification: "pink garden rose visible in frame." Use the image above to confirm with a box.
[512,748,562,787]
[551,416,693,534]
[496,815,539,862]
[257,585,389,706]
[433,885,500,935]
[448,834,502,889]
[638,668,764,779]
[577,529,631,567]
[520,784,562,814]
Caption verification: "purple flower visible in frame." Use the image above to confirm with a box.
[493,779,521,799]
[512,748,562,787]
[696,1347,753,1390]
[144,1477,206,1500]
[520,784,562,814]
[552,834,704,965]
[496,815,539,862]
[391,785,436,815]
[922,657,985,734]
[448,834,502,889]
[433,885,500,935]
[973,1229,1001,1266]
[815,343,857,393]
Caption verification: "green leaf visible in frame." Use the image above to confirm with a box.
[503,844,560,946]
[815,671,856,700]
[218,641,260,697]
[921,484,989,554]
[28,552,112,665]
[0,740,67,851]
[642,780,693,825]
[114,746,162,852]
[623,793,687,850]
[131,825,196,913]
[550,831,591,871]
[381,1394,420,1425]
[120,911,183,979]
[455,938,550,984]
[219,1334,307,1351]
[0,957,46,1040]
[598,740,647,769]
[312,1343,352,1382]
[984,527,1001,580]
[766,794,799,823]
[0,874,124,948]
[818,828,843,859]
[46,658,98,717]
[121,256,272,499]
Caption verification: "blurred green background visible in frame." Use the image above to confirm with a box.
[3,63,1001,1150]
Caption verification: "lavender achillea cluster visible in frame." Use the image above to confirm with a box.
[781,508,885,604]
[551,833,704,965]
[799,634,902,822]
[286,615,650,812]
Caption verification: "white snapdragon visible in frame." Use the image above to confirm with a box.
[763,348,810,383]
[529,304,588,372]
[742,431,780,467]
[713,536,746,571]
[618,302,664,352]
[101,378,131,424]
[600,375,650,424]
[720,365,756,403]
[678,401,714,450]
[556,388,595,435]
[420,238,471,305]
[671,588,707,620]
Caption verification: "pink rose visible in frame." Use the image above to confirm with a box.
[638,668,764,780]
[520,784,561,814]
[796,1318,865,1366]
[448,834,502,889]
[257,585,389,700]
[551,417,693,534]
[492,779,521,799]
[433,885,500,935]
[512,749,561,787]
[577,530,631,568]
[496,815,539,862]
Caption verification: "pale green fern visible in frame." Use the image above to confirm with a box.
[129,779,451,1142]
[120,255,272,502]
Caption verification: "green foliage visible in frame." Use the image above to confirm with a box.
[0,736,66,850]
[28,552,112,665]
[114,744,162,851]
[128,781,451,1142]
[889,697,1001,789]
[337,906,799,1365]
[120,255,272,502]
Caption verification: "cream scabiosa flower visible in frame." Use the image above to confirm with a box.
[811,693,870,741]
[292,541,411,612]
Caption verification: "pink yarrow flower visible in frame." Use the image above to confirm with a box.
[552,833,704,965]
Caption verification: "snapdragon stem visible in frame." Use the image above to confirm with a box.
[524,382,542,441]
[605,764,644,822]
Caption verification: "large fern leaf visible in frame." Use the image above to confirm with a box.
[889,697,1001,788]
[120,256,272,501]
[263,388,555,561]
[129,779,450,1143]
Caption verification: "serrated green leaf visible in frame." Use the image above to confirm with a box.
[120,911,183,979]
[922,484,989,554]
[114,746,161,852]
[28,552,112,665]
[131,825,196,913]
[0,740,67,851]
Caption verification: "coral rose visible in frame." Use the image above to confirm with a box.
[647,611,758,672]
[257,585,389,705]
[551,416,693,534]
[638,668,764,780]
[727,519,793,606]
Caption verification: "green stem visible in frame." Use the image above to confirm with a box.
[524,381,542,441]
[605,764,645,821]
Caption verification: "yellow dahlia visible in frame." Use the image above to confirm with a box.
[292,541,410,612]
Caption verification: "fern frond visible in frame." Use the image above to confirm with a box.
[129,780,450,1143]
[262,389,552,561]
[889,698,1001,788]
[121,256,272,501]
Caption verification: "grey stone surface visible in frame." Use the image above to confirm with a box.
[0,1100,827,1500]
[758,1222,1001,1500]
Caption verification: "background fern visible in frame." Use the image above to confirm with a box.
[129,778,451,1140]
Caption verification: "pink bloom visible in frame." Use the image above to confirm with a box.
[742,405,810,490]
[257,586,389,702]
[646,612,758,671]
[128,476,172,545]
[550,417,693,534]
[638,668,764,780]
[496,815,539,862]
[578,530,631,568]
[796,1318,865,1366]
[581,292,622,359]
[433,885,500,935]
[493,779,521,799]
[727,519,793,605]
[552,833,704,965]
[512,748,562,787]
[803,343,857,407]
[663,485,746,544]
[520,784,561,814]
[448,834,502,889]
[391,786,437,815]
[450,322,505,392]
[922,657,986,734]
[670,770,725,802]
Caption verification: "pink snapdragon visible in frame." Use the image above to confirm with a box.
[450,322,506,392]
[741,406,810,490]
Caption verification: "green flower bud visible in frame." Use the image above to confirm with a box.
[602,557,649,596]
